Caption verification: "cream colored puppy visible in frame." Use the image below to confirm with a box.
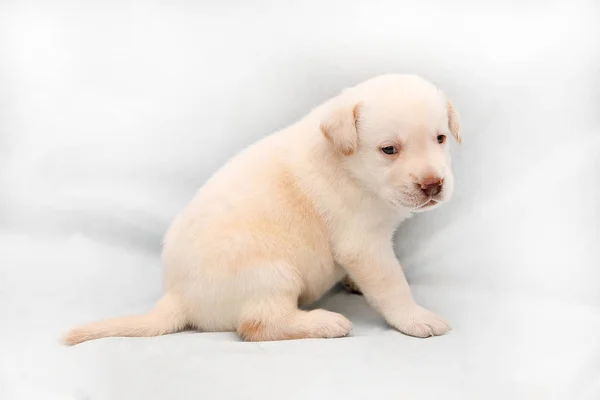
[65,74,461,345]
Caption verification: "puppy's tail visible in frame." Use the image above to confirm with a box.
[63,293,187,345]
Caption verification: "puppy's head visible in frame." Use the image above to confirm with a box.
[320,74,461,212]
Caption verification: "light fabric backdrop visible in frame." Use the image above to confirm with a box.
[1,1,599,399]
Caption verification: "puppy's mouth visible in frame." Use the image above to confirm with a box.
[392,195,443,212]
[416,199,439,209]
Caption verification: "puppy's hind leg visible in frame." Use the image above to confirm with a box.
[237,295,352,341]
[234,260,352,341]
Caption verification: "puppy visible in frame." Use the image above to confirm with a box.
[65,74,461,344]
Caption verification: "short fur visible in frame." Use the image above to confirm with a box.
[64,74,461,345]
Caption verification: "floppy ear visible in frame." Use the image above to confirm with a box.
[320,95,361,156]
[447,101,462,144]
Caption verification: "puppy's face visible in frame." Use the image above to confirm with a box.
[321,75,461,212]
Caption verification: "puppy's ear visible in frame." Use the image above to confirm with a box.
[447,101,462,144]
[320,94,361,156]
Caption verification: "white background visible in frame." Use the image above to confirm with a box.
[1,1,599,399]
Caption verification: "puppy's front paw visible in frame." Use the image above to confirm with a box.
[392,305,451,338]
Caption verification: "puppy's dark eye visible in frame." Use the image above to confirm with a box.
[437,134,446,144]
[381,146,398,155]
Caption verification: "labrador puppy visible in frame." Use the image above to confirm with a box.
[65,74,461,345]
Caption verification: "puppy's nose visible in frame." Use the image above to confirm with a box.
[420,176,443,197]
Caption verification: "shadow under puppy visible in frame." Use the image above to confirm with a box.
[65,74,461,345]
